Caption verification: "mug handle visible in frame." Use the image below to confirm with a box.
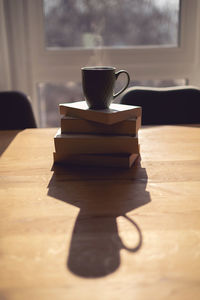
[119,215,142,252]
[113,70,130,99]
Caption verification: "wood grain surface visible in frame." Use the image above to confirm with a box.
[0,125,200,300]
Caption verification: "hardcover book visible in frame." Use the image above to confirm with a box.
[59,101,142,125]
[54,129,139,155]
[53,152,139,168]
[61,115,141,136]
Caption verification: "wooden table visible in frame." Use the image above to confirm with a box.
[0,125,200,300]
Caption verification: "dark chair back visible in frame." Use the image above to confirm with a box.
[121,86,200,125]
[0,91,37,130]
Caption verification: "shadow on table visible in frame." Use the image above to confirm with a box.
[0,130,20,156]
[48,158,151,278]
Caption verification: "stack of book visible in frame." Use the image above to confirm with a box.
[53,101,142,168]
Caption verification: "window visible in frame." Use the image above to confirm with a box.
[43,0,180,48]
[38,0,186,127]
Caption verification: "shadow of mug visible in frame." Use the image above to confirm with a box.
[48,161,151,278]
[67,213,142,278]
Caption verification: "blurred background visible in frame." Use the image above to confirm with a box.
[0,0,199,127]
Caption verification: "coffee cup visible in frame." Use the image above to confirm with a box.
[81,66,130,109]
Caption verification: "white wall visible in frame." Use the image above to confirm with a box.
[0,0,11,90]
[190,0,200,87]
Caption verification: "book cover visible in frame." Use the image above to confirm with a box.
[53,152,139,168]
[59,101,142,125]
[54,129,139,155]
[61,115,141,136]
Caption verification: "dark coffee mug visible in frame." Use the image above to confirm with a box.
[81,66,130,109]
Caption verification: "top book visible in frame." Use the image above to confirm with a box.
[59,101,142,125]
